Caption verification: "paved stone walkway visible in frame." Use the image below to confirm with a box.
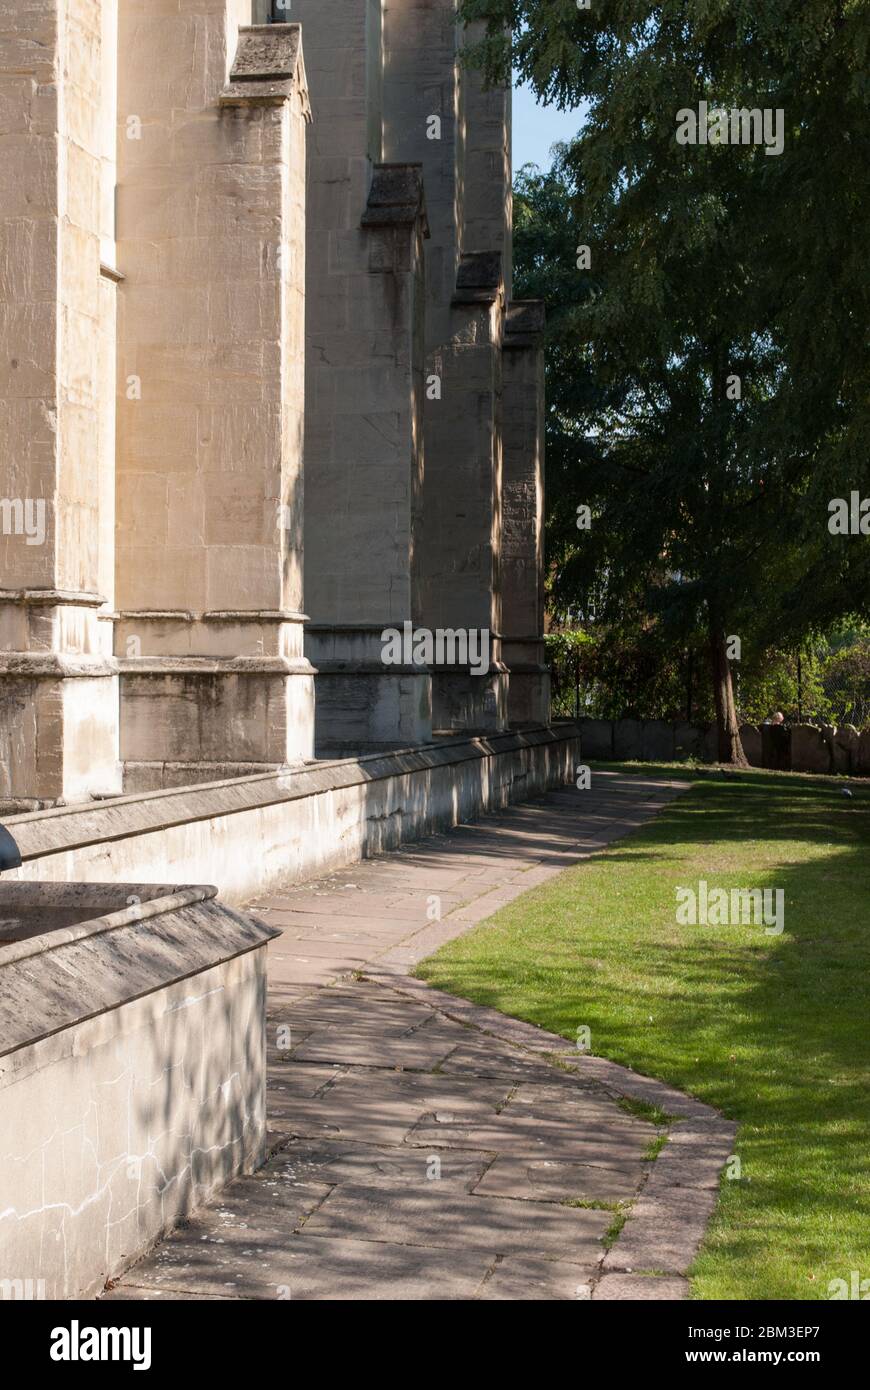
[106,772,735,1301]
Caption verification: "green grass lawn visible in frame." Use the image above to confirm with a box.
[417,765,870,1300]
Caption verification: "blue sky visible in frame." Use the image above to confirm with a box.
[512,82,586,172]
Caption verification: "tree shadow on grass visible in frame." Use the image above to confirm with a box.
[419,777,870,1295]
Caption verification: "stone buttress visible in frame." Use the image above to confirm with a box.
[113,9,314,789]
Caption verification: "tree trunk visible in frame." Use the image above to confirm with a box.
[708,618,748,766]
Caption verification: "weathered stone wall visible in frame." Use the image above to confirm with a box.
[0,0,120,806]
[114,9,315,785]
[297,0,432,752]
[383,0,465,348]
[502,302,548,724]
[1,1,550,799]
[578,716,870,775]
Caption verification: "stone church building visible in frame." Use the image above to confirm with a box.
[0,1,591,1299]
[1,0,550,810]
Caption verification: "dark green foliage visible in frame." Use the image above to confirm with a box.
[466,1,870,746]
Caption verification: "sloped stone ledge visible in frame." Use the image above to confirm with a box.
[361,164,429,234]
[453,249,504,305]
[0,882,278,1062]
[0,882,278,1299]
[4,725,582,905]
[220,23,311,116]
[504,298,546,348]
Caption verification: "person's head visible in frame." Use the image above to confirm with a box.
[771,711,785,725]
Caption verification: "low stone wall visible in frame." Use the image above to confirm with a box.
[579,718,719,764]
[0,884,276,1299]
[4,726,581,906]
[579,717,870,775]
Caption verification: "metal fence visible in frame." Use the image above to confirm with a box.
[547,635,870,730]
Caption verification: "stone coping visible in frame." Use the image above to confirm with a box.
[362,164,429,235]
[220,23,311,117]
[0,882,215,964]
[0,883,278,1063]
[504,298,546,346]
[455,249,503,298]
[4,724,581,863]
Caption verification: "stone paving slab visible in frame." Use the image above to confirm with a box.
[267,1066,514,1148]
[473,1155,646,1204]
[435,1037,601,1084]
[262,1061,342,1098]
[107,773,735,1302]
[267,1139,492,1192]
[594,1273,690,1301]
[290,1017,463,1069]
[115,1233,497,1302]
[302,1184,612,1261]
[265,920,410,943]
[601,1185,722,1277]
[643,1119,739,1193]
[477,1255,597,1301]
[405,1114,653,1164]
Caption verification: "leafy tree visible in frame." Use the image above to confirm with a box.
[465,0,870,762]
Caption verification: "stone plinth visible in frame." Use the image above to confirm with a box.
[0,881,277,1300]
[115,610,313,788]
[305,624,433,755]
